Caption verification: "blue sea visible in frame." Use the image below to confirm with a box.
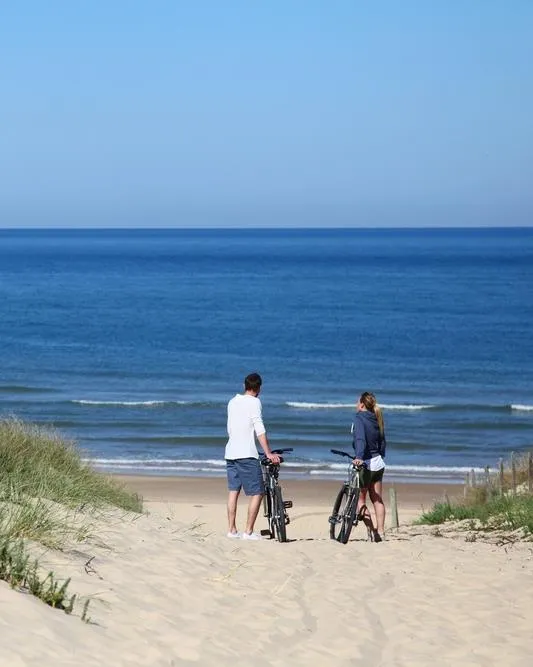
[1,228,532,484]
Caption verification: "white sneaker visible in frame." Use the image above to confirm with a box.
[242,532,262,541]
[226,531,242,539]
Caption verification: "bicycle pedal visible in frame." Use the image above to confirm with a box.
[283,500,293,509]
[285,517,290,525]
[260,529,271,537]
[328,515,340,525]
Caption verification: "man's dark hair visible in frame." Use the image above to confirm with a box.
[244,372,262,393]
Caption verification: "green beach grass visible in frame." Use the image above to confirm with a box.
[0,417,143,616]
[417,451,533,536]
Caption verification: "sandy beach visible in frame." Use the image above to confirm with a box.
[1,476,532,667]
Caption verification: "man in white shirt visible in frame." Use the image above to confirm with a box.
[225,372,280,540]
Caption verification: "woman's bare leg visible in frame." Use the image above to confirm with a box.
[356,488,376,536]
[357,488,368,514]
[369,481,385,535]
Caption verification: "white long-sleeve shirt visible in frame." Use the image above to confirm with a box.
[224,394,266,460]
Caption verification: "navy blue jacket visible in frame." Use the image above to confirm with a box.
[353,411,386,461]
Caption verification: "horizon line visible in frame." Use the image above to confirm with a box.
[1,225,532,231]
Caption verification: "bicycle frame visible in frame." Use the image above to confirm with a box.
[329,448,364,543]
[345,461,361,494]
[260,448,293,541]
[333,448,362,492]
[262,464,278,517]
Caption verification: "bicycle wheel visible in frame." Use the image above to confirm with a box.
[263,489,271,518]
[261,490,275,538]
[339,487,360,544]
[272,486,287,543]
[329,485,359,543]
[329,485,348,541]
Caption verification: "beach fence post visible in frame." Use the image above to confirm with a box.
[389,487,399,529]
[464,471,470,498]
[498,458,504,496]
[511,452,517,495]
[470,468,476,487]
[529,452,533,494]
[484,465,490,490]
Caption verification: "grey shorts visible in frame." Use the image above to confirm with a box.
[226,458,265,496]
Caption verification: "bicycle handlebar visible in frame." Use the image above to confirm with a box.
[261,448,292,466]
[262,456,283,466]
[330,449,364,468]
[330,448,354,459]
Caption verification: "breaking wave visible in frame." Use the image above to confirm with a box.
[287,401,435,410]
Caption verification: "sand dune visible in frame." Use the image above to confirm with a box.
[1,478,531,666]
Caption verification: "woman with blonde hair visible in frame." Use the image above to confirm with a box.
[353,391,386,541]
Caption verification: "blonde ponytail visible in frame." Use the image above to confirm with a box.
[360,391,385,436]
[374,404,384,436]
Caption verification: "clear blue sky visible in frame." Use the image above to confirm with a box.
[1,1,532,227]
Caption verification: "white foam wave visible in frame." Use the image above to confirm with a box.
[287,401,434,410]
[510,404,533,412]
[309,464,485,478]
[287,402,353,409]
[84,457,483,476]
[91,463,221,474]
[72,399,188,407]
[86,458,328,469]
[386,464,485,473]
[83,457,226,466]
[381,403,435,410]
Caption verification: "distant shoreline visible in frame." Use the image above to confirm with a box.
[114,474,460,511]
[97,464,472,486]
[2,225,533,231]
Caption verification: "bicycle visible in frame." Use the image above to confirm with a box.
[328,448,372,544]
[260,448,293,542]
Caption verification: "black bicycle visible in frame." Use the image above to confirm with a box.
[260,448,293,542]
[328,449,367,544]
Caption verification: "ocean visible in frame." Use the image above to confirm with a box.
[1,227,532,484]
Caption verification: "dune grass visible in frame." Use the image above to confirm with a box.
[0,417,142,546]
[0,417,143,617]
[417,494,533,534]
[417,450,533,536]
[0,418,142,513]
[0,537,77,612]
